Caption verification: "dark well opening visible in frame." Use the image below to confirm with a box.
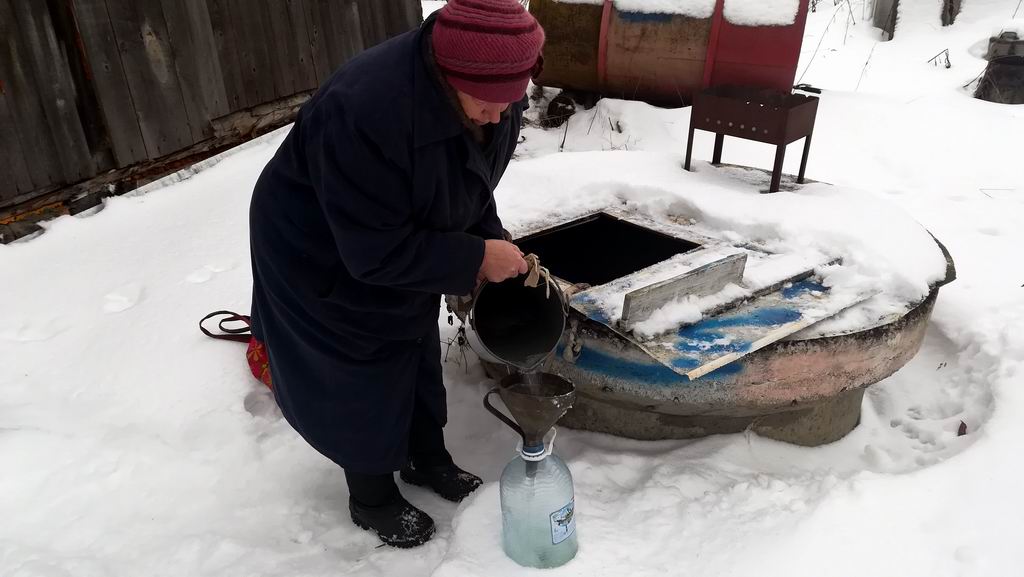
[514,213,701,286]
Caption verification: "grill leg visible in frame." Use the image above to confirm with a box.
[712,133,724,165]
[798,132,813,184]
[684,121,696,171]
[770,143,786,193]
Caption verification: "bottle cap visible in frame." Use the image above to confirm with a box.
[516,428,557,461]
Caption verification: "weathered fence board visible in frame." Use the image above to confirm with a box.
[71,0,148,168]
[106,0,193,157]
[232,0,277,107]
[225,0,257,108]
[49,0,116,172]
[303,0,332,84]
[0,0,61,192]
[2,0,422,233]
[0,4,37,198]
[12,0,95,183]
[263,0,298,98]
[283,0,318,91]
[385,0,422,38]
[357,0,389,49]
[0,91,34,197]
[182,0,229,119]
[207,0,246,112]
[160,0,214,142]
[324,0,364,72]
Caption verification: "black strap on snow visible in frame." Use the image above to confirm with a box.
[199,310,252,343]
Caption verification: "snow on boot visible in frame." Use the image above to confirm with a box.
[400,461,483,502]
[349,494,436,548]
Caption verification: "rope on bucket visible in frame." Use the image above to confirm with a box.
[523,253,552,299]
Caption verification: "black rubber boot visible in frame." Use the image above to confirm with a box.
[349,494,436,548]
[400,461,483,502]
[345,470,435,548]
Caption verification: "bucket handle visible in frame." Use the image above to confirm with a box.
[483,387,525,442]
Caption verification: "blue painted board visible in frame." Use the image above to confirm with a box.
[637,279,875,379]
[570,276,874,380]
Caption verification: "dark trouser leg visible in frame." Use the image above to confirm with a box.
[408,323,451,468]
[401,393,482,503]
[345,470,399,507]
[399,326,482,502]
[408,391,453,468]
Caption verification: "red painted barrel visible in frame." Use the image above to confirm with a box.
[530,0,810,106]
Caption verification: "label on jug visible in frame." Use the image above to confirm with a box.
[550,499,576,545]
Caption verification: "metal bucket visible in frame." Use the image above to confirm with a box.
[464,277,567,371]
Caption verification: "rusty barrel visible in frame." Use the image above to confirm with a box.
[528,0,810,106]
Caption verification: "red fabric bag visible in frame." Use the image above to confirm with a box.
[199,311,272,389]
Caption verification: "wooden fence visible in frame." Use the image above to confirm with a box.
[0,0,421,234]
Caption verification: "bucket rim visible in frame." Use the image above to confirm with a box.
[498,371,576,399]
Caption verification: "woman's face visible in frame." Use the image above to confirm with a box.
[455,91,511,125]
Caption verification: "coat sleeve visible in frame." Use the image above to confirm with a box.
[466,196,505,241]
[305,101,485,295]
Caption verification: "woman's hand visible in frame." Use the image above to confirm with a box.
[479,240,528,283]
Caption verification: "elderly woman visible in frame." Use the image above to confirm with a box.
[248,0,544,548]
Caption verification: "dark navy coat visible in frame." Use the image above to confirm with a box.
[249,17,523,474]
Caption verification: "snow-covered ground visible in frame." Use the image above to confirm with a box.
[4,1,1024,576]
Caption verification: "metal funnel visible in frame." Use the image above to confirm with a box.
[484,372,575,455]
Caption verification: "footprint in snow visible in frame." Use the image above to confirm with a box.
[0,317,70,342]
[186,268,214,283]
[205,262,236,273]
[103,282,144,313]
[244,388,280,419]
[186,262,237,284]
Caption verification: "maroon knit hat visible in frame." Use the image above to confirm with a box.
[432,0,545,104]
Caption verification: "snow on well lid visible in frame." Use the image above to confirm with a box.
[551,0,801,27]
[535,207,881,381]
